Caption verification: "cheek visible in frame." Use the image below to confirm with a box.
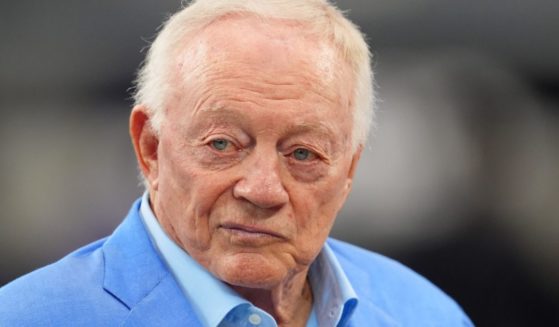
[290,166,351,255]
[307,163,351,216]
[157,137,232,253]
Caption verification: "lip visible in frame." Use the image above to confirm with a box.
[219,222,286,240]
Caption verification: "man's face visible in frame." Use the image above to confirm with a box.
[143,17,360,289]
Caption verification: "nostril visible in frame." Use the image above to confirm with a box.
[233,176,288,209]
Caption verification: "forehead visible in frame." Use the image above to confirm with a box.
[167,16,354,134]
[204,18,327,68]
[176,16,352,93]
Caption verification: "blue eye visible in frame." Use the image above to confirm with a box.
[211,139,229,151]
[293,148,311,161]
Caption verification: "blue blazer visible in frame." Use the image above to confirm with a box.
[0,199,473,326]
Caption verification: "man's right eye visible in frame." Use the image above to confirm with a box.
[210,138,230,151]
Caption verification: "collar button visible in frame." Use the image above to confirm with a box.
[248,313,262,325]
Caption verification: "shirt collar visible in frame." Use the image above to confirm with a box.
[139,192,358,327]
[308,243,358,327]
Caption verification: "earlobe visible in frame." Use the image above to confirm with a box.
[130,105,160,189]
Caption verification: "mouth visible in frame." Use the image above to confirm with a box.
[219,223,286,243]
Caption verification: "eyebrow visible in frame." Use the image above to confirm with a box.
[198,106,337,135]
[197,105,349,153]
[192,105,248,126]
[284,122,338,139]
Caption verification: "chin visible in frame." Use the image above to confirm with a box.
[212,252,290,290]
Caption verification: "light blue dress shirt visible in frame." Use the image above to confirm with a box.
[140,192,358,327]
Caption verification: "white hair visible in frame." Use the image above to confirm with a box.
[133,0,375,150]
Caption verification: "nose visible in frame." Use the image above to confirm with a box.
[233,150,289,210]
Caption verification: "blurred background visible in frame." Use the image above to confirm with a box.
[1,0,558,325]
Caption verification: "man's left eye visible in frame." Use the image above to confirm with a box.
[292,148,315,161]
[210,139,230,151]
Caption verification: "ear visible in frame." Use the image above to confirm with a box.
[348,145,363,179]
[344,145,363,192]
[130,105,160,190]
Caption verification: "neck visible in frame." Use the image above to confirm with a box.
[231,269,313,327]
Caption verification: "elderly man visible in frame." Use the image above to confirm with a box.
[0,0,473,326]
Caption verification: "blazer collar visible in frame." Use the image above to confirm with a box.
[102,199,203,326]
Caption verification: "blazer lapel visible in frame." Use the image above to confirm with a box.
[102,199,203,326]
[122,274,203,327]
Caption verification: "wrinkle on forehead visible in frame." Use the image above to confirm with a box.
[172,15,354,120]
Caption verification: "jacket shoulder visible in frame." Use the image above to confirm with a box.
[327,238,474,326]
[0,238,127,326]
